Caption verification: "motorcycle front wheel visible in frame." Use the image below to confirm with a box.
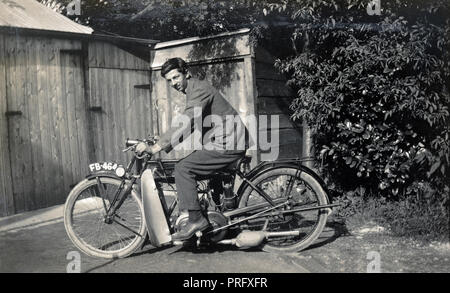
[64,177,147,259]
[238,167,329,253]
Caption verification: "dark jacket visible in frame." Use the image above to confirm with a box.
[158,77,248,154]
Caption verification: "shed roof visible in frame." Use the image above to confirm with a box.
[0,0,93,34]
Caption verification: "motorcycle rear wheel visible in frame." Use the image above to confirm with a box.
[64,177,147,259]
[238,167,329,253]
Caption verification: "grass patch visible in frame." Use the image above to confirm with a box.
[331,194,449,243]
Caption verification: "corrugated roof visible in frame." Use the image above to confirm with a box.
[0,0,93,34]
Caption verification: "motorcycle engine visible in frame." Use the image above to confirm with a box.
[174,211,228,243]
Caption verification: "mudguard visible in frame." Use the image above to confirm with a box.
[236,160,331,203]
[141,169,172,246]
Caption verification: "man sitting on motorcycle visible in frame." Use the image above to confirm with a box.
[136,57,248,241]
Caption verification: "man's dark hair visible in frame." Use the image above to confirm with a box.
[161,58,188,77]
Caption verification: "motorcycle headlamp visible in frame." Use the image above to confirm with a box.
[115,166,126,178]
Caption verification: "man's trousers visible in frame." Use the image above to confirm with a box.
[174,150,245,211]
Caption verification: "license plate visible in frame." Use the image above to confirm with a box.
[89,162,118,173]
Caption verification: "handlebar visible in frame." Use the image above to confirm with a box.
[122,136,159,158]
[125,139,141,147]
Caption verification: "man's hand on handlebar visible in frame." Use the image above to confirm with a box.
[135,142,162,156]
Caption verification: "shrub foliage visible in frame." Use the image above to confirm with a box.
[273,1,449,203]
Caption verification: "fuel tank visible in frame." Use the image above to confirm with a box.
[141,169,172,246]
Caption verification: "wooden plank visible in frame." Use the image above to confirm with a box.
[5,33,21,214]
[150,72,160,142]
[256,79,293,97]
[255,61,286,81]
[58,43,76,198]
[152,72,171,159]
[92,67,106,161]
[88,68,98,159]
[141,70,153,139]
[111,69,127,162]
[103,68,114,161]
[259,128,303,161]
[25,36,43,210]
[119,69,131,164]
[61,52,79,194]
[254,46,276,65]
[243,57,258,165]
[90,68,104,160]
[21,34,35,211]
[72,50,89,185]
[46,40,65,206]
[88,41,98,69]
[57,41,74,204]
[136,70,153,140]
[93,68,106,161]
[125,69,142,163]
[272,142,303,159]
[82,41,96,165]
[123,69,133,143]
[131,71,145,139]
[125,44,135,71]
[108,43,117,69]
[114,68,124,164]
[88,41,149,70]
[117,45,126,74]
[99,42,106,68]
[68,50,84,185]
[258,96,295,115]
[0,33,14,216]
[34,36,51,209]
[258,113,302,131]
[151,33,251,69]
[15,34,33,213]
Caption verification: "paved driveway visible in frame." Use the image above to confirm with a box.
[0,205,333,273]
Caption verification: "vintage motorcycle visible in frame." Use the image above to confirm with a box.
[63,136,339,259]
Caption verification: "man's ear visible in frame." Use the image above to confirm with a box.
[186,72,191,79]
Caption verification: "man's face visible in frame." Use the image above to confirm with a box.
[164,69,188,93]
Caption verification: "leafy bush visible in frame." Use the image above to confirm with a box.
[273,0,450,199]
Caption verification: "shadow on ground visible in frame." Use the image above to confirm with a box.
[131,220,351,256]
[305,220,351,251]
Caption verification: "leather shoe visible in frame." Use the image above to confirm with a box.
[172,217,210,241]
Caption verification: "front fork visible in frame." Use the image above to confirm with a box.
[97,176,136,224]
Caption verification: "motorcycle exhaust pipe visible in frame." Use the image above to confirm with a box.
[172,230,301,248]
[218,230,300,248]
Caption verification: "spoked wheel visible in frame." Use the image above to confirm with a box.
[64,177,147,259]
[238,167,329,253]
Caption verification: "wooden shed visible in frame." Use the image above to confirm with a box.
[148,28,304,163]
[0,1,305,217]
[0,0,158,216]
